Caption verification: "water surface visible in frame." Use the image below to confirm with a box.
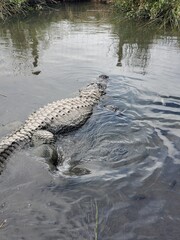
[0,3,180,240]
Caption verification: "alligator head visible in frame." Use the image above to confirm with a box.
[79,75,109,99]
[97,74,109,95]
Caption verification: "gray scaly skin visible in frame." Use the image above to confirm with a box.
[0,75,109,171]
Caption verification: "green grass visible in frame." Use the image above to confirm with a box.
[0,0,27,19]
[113,0,180,28]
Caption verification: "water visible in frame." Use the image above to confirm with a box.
[0,3,180,239]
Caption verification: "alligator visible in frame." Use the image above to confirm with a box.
[0,75,109,172]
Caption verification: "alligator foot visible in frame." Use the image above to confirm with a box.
[32,130,62,169]
[32,144,60,170]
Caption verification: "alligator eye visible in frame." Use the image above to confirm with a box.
[51,117,54,120]
[67,110,70,113]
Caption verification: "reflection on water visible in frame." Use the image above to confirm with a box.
[113,20,151,72]
[0,4,179,77]
[0,2,180,240]
[0,4,111,75]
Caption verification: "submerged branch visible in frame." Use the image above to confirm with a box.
[0,93,7,98]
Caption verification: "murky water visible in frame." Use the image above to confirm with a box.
[0,3,180,240]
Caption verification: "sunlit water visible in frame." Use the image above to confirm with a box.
[0,3,180,240]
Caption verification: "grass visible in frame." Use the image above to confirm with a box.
[0,0,27,19]
[94,200,99,240]
[0,219,7,229]
[113,0,180,29]
[0,0,55,19]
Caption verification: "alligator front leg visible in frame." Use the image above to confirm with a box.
[32,130,55,146]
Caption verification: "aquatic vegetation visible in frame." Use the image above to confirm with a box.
[114,0,180,28]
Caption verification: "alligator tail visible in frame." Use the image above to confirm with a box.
[0,128,31,172]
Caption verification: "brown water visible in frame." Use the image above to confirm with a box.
[0,3,180,240]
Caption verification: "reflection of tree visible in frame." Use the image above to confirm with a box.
[0,3,110,75]
[30,28,39,68]
[0,3,178,75]
[111,18,180,74]
[111,20,157,73]
[0,13,52,74]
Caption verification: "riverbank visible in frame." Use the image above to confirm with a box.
[114,0,180,29]
[0,0,56,19]
[0,0,180,29]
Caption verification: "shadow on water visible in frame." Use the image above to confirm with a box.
[0,2,180,240]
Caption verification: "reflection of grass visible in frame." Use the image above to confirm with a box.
[94,200,99,240]
[0,3,111,75]
[84,199,100,240]
[0,219,7,229]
